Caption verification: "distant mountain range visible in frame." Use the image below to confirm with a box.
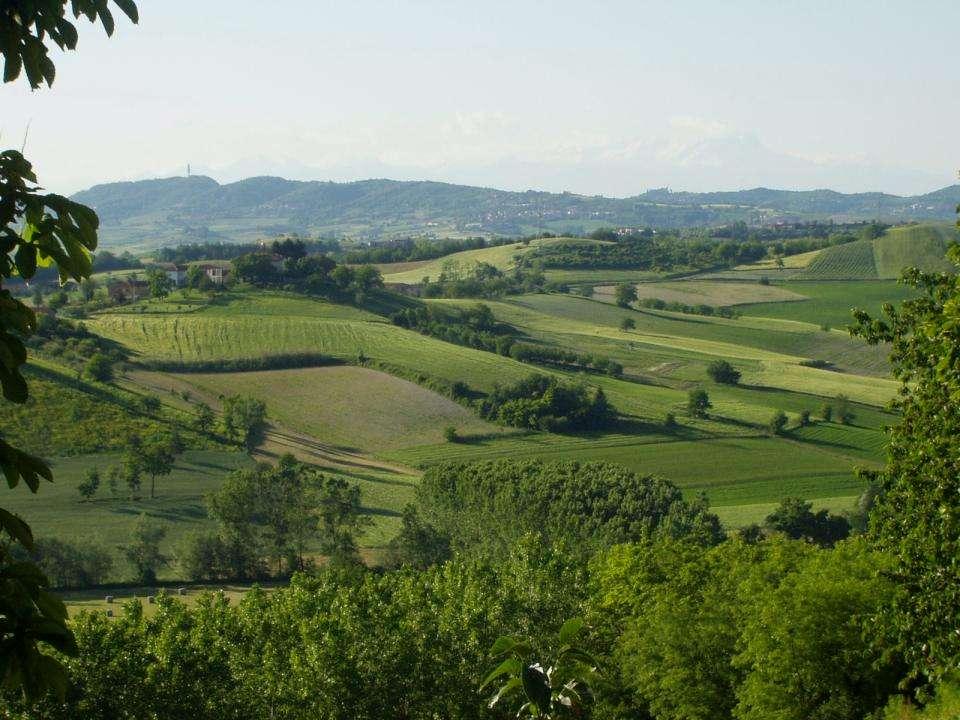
[72,175,960,249]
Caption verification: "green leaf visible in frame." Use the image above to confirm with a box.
[480,657,521,690]
[113,0,140,23]
[0,508,34,550]
[558,617,585,645]
[14,244,37,279]
[486,677,521,709]
[521,664,552,713]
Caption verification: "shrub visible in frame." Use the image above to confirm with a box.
[84,353,114,382]
[614,283,638,308]
[443,426,459,443]
[706,359,741,385]
[687,389,711,418]
[758,276,770,286]
[664,412,677,428]
[799,409,811,426]
[835,394,855,425]
[820,403,834,422]
[619,317,636,331]
[769,410,788,435]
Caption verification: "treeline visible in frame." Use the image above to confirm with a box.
[141,353,341,374]
[391,303,622,376]
[638,297,738,318]
[155,237,340,264]
[479,374,614,431]
[526,234,766,271]
[231,244,384,303]
[344,236,495,264]
[527,222,889,272]
[420,261,554,298]
[714,219,889,243]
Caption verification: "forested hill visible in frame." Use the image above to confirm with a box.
[72,175,960,248]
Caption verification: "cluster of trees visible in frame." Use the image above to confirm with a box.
[479,374,615,432]
[232,250,383,303]
[391,303,515,354]
[421,261,551,298]
[391,460,724,566]
[180,455,368,581]
[391,304,623,376]
[26,314,125,375]
[638,297,738,318]
[91,250,142,272]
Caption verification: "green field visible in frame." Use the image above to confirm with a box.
[796,239,879,279]
[23,268,916,560]
[594,279,806,307]
[789,223,956,280]
[379,237,606,283]
[738,280,917,328]
[174,366,504,453]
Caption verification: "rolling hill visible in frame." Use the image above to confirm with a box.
[71,174,960,248]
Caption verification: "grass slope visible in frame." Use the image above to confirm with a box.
[379,237,605,284]
[175,366,503,453]
[594,280,805,307]
[872,223,956,278]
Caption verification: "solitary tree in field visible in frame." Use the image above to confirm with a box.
[619,317,636,332]
[122,514,168,584]
[706,359,741,385]
[687,389,711,418]
[769,409,788,435]
[146,268,173,300]
[614,283,638,308]
[222,395,267,452]
[141,439,177,499]
[194,402,216,434]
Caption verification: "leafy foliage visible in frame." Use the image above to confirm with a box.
[0,0,137,697]
[851,240,960,690]
[480,374,615,432]
[481,618,599,719]
[706,359,741,385]
[402,459,724,559]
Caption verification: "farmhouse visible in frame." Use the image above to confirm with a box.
[153,262,187,286]
[107,278,150,303]
[196,262,228,285]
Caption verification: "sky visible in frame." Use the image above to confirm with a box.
[4,0,959,196]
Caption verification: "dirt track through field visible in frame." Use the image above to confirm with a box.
[123,369,418,477]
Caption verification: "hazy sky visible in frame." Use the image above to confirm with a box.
[5,0,959,195]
